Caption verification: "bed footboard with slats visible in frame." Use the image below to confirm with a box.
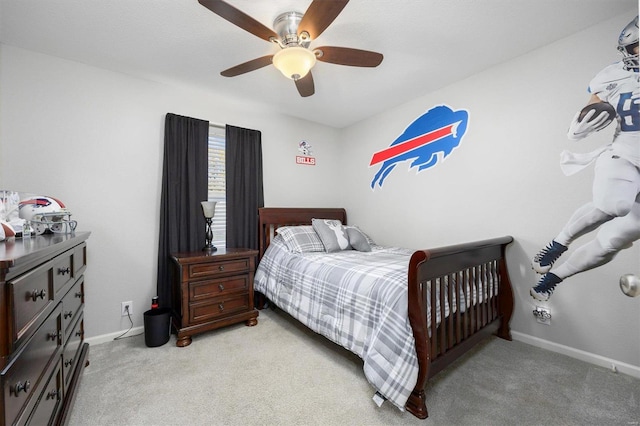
[256,208,514,420]
[405,236,514,419]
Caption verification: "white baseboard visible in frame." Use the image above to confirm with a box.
[512,331,640,379]
[85,326,145,346]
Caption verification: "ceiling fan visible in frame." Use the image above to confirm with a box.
[197,0,384,97]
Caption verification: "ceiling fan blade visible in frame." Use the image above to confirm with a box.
[314,46,383,67]
[295,72,315,97]
[298,0,349,40]
[220,55,273,77]
[198,0,277,42]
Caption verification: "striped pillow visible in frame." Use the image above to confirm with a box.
[276,226,325,253]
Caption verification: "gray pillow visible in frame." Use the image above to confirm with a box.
[312,218,351,252]
[346,227,371,252]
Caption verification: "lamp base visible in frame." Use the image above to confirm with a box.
[203,245,217,253]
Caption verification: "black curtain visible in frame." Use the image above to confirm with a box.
[225,125,264,250]
[157,113,209,311]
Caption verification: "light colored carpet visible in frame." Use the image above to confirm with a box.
[68,308,639,425]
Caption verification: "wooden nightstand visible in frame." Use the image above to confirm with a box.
[170,248,259,347]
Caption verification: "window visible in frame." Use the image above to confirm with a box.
[208,126,226,248]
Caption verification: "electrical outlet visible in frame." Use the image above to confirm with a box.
[533,306,551,325]
[121,301,133,316]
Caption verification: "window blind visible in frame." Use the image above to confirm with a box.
[208,130,226,248]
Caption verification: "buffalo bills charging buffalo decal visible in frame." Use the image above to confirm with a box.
[370,105,469,188]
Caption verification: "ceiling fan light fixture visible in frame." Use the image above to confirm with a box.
[272,46,316,80]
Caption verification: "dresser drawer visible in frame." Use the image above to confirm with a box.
[189,275,249,302]
[61,278,84,341]
[188,258,251,279]
[189,293,250,324]
[10,249,74,346]
[1,305,62,426]
[62,314,83,389]
[72,243,87,276]
[20,359,63,426]
[52,252,74,297]
[10,268,54,346]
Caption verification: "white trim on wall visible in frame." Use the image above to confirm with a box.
[512,331,640,379]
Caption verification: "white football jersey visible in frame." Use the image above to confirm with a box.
[589,61,640,166]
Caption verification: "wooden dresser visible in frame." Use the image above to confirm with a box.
[0,232,90,426]
[171,248,258,347]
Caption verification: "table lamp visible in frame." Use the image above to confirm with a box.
[201,201,217,252]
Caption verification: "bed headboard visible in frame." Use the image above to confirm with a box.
[258,207,347,258]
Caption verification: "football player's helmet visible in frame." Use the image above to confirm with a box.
[18,196,77,235]
[618,16,639,71]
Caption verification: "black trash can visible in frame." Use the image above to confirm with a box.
[143,308,171,347]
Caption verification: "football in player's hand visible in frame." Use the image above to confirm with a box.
[578,102,616,123]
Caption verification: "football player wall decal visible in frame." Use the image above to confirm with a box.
[530,16,640,302]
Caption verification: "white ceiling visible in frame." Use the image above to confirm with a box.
[0,0,637,128]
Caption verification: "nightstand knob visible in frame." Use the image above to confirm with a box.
[57,267,70,275]
[64,311,73,319]
[218,303,224,311]
[47,389,61,400]
[47,331,61,341]
[218,266,224,271]
[65,358,74,367]
[218,284,225,291]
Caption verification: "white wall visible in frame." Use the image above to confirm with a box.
[340,12,639,370]
[0,44,342,338]
[1,9,638,374]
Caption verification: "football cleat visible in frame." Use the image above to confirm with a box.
[532,240,567,274]
[530,273,562,302]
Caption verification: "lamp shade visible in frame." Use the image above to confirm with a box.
[272,46,316,80]
[201,201,217,218]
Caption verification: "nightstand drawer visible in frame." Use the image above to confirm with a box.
[188,258,251,279]
[189,293,249,324]
[189,275,249,302]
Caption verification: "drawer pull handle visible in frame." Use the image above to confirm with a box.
[218,266,224,271]
[11,380,30,396]
[75,291,83,298]
[31,289,46,301]
[218,303,224,311]
[64,311,74,319]
[58,267,71,275]
[218,284,225,291]
[76,330,83,337]
[47,389,61,400]
[65,358,74,367]
[47,331,61,341]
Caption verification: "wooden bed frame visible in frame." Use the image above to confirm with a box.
[257,207,514,419]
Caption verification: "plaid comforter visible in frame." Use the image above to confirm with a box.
[254,236,419,410]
